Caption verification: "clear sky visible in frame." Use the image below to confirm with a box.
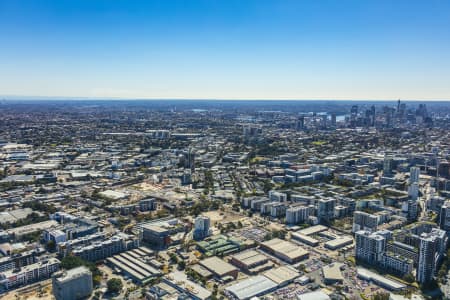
[1,0,450,100]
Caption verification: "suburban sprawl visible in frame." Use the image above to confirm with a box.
[1,100,450,300]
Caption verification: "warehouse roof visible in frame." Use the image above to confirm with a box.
[324,236,353,249]
[322,263,344,282]
[297,225,328,236]
[231,250,268,266]
[225,275,277,300]
[200,256,238,277]
[261,238,309,261]
[263,265,299,285]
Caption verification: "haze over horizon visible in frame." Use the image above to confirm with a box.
[1,0,450,100]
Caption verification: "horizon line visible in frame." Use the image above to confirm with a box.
[2,95,450,102]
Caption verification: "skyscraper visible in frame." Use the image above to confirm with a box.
[383,155,393,177]
[193,216,211,240]
[439,200,450,231]
[410,167,420,184]
[331,113,337,127]
[416,230,445,284]
[408,183,419,201]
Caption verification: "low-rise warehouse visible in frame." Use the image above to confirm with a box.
[229,250,274,274]
[324,236,353,250]
[106,248,161,285]
[297,225,328,236]
[225,275,278,300]
[357,268,406,291]
[291,232,320,246]
[322,263,344,284]
[199,256,238,280]
[263,265,299,286]
[164,271,212,300]
[260,238,309,263]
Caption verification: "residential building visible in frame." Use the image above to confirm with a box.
[52,266,93,300]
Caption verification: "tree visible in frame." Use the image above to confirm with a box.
[371,292,390,300]
[60,256,102,286]
[178,260,186,270]
[107,278,123,294]
[47,240,56,252]
[402,272,415,284]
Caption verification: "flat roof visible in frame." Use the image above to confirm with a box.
[261,238,309,261]
[322,263,344,281]
[324,236,353,248]
[291,232,319,244]
[191,264,213,278]
[225,275,277,300]
[297,291,331,300]
[357,267,406,290]
[263,265,299,285]
[200,256,237,277]
[165,271,212,300]
[231,250,268,266]
[54,266,91,283]
[297,225,328,236]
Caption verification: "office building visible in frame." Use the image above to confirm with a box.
[383,156,393,176]
[139,198,157,211]
[193,216,211,240]
[408,183,419,201]
[410,167,420,184]
[43,229,67,245]
[317,199,336,222]
[139,218,186,249]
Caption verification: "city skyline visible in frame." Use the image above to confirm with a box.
[1,0,450,100]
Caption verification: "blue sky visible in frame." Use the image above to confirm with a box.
[1,0,449,100]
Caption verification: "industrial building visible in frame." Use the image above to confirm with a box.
[229,250,274,274]
[291,232,319,247]
[297,225,328,236]
[163,271,211,300]
[106,247,161,285]
[324,236,353,250]
[262,265,299,286]
[357,268,406,291]
[225,275,278,300]
[198,256,238,280]
[322,263,344,284]
[260,238,309,263]
[197,235,243,257]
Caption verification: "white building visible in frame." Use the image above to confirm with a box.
[268,190,287,202]
[0,258,60,289]
[286,206,311,225]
